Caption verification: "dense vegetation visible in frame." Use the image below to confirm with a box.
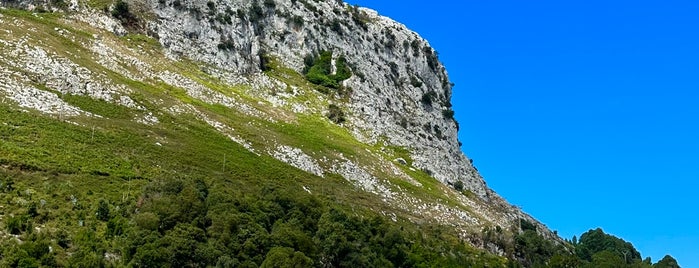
[497,221,680,267]
[303,51,352,89]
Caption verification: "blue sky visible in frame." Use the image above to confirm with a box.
[347,0,699,266]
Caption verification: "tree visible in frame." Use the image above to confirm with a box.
[576,228,641,263]
[588,250,625,268]
[260,247,312,268]
[96,199,110,221]
[654,255,680,268]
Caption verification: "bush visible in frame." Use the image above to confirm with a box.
[453,180,464,191]
[259,51,272,72]
[421,91,437,107]
[248,2,264,22]
[6,215,29,234]
[410,76,422,88]
[442,109,455,120]
[330,19,343,35]
[111,0,131,20]
[304,51,352,90]
[96,199,110,221]
[291,15,304,27]
[423,46,439,72]
[327,104,346,124]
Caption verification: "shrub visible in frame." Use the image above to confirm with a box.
[442,109,455,120]
[217,40,235,50]
[248,2,264,22]
[410,76,422,88]
[6,215,29,234]
[349,4,368,30]
[291,15,304,27]
[259,51,272,72]
[519,218,537,232]
[96,199,110,221]
[423,46,439,72]
[421,91,437,107]
[453,180,464,192]
[333,55,352,81]
[111,0,131,20]
[304,51,352,89]
[388,62,399,77]
[327,104,346,124]
[330,19,343,35]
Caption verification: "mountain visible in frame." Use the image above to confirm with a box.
[0,0,679,267]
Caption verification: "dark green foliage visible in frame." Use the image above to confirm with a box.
[334,55,352,81]
[290,15,304,27]
[519,218,537,232]
[410,76,423,88]
[111,0,131,20]
[215,13,232,24]
[299,0,318,13]
[248,2,264,22]
[96,199,110,221]
[260,247,312,268]
[304,51,352,89]
[5,214,29,234]
[259,51,272,72]
[442,109,455,121]
[218,39,235,50]
[3,177,15,192]
[302,53,315,73]
[106,216,126,237]
[330,19,343,35]
[206,0,215,10]
[514,230,556,267]
[423,46,440,72]
[453,180,464,191]
[349,5,369,30]
[0,234,55,267]
[52,0,67,8]
[389,62,399,77]
[327,104,346,124]
[411,40,420,56]
[549,254,583,268]
[263,0,275,8]
[576,228,641,263]
[421,91,437,107]
[27,202,38,217]
[655,255,680,268]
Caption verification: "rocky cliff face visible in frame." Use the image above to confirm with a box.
[146,0,490,198]
[0,0,560,252]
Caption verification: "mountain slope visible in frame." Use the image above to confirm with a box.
[0,1,565,266]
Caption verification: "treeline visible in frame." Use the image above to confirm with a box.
[1,173,681,267]
[498,220,680,268]
[1,176,508,267]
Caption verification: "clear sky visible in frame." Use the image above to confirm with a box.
[347,0,699,266]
